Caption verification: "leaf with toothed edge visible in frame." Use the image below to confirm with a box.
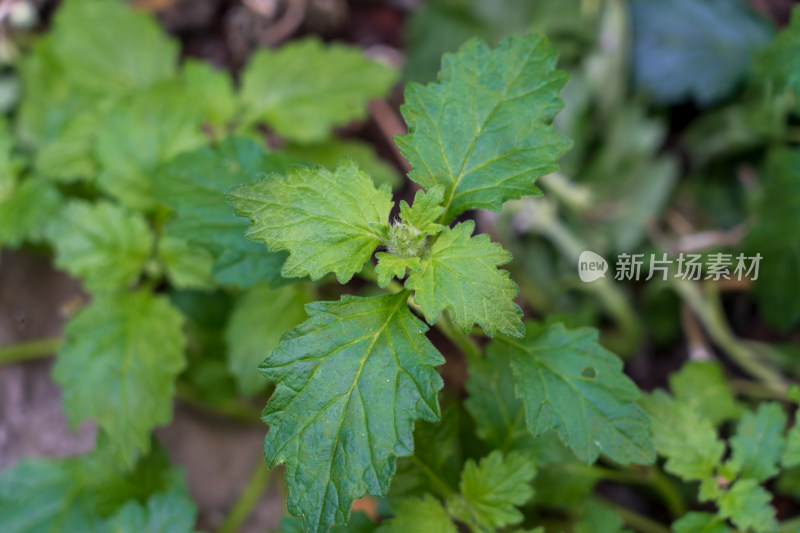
[260,293,444,532]
[405,221,524,337]
[396,33,571,222]
[229,158,393,284]
[496,322,654,465]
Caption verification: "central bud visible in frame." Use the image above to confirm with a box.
[385,221,428,258]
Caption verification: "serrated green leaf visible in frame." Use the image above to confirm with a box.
[157,235,215,290]
[260,293,444,532]
[405,221,523,337]
[0,448,185,533]
[672,512,730,533]
[47,201,154,293]
[717,479,777,533]
[753,8,800,95]
[374,254,420,288]
[745,148,800,331]
[34,102,105,183]
[728,402,787,482]
[783,423,800,468]
[224,283,310,395]
[50,0,178,95]
[285,139,401,189]
[669,361,742,426]
[464,343,537,453]
[640,390,724,481]
[390,406,461,499]
[449,451,535,530]
[499,323,654,465]
[105,489,197,533]
[375,496,457,533]
[396,34,570,221]
[53,292,186,467]
[95,82,206,210]
[0,178,60,248]
[181,59,237,133]
[230,158,393,284]
[241,38,396,143]
[155,137,295,288]
[398,186,446,235]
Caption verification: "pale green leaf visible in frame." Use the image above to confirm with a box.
[672,512,730,533]
[48,201,154,293]
[285,139,401,189]
[34,103,105,183]
[105,490,197,533]
[181,59,237,132]
[0,178,60,248]
[782,423,800,468]
[241,38,396,143]
[640,390,724,481]
[464,343,537,453]
[95,82,206,210]
[260,293,444,532]
[157,235,215,290]
[717,479,778,533]
[398,186,445,235]
[53,292,186,467]
[669,361,742,426]
[390,406,461,499]
[499,323,654,465]
[154,137,295,288]
[450,451,535,530]
[374,254,420,288]
[745,148,800,330]
[375,496,456,533]
[230,159,393,283]
[0,448,185,533]
[224,283,310,395]
[51,0,178,95]
[396,34,571,221]
[728,402,787,482]
[405,221,523,337]
[574,500,628,533]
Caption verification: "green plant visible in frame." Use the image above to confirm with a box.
[3,1,800,532]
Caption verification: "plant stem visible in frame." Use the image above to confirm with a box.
[216,458,273,533]
[0,336,62,365]
[593,465,685,518]
[672,278,787,394]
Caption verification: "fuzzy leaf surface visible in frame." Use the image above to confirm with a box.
[260,293,444,532]
[230,159,392,283]
[53,292,186,467]
[728,402,787,482]
[241,38,396,143]
[155,137,295,288]
[405,221,523,337]
[51,0,178,95]
[498,323,654,465]
[451,451,536,530]
[396,34,570,221]
[375,496,456,533]
[48,201,154,293]
[225,283,310,395]
[717,479,777,533]
[640,390,724,481]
